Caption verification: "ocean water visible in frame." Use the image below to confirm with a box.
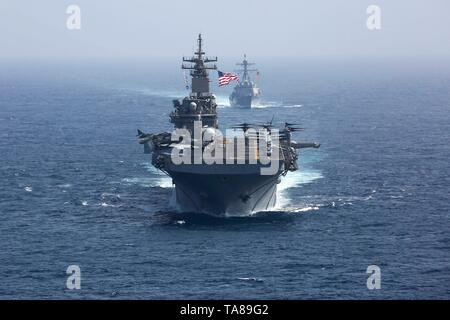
[0,60,449,299]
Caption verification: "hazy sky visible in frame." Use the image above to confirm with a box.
[1,0,449,61]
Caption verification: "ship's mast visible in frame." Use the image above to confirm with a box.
[236,54,257,82]
[170,34,219,130]
[182,34,217,96]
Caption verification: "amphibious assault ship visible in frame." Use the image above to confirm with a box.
[137,35,319,216]
[229,55,261,108]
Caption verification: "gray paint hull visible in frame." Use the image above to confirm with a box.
[230,95,260,109]
[166,164,282,216]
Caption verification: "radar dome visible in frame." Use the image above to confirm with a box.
[203,127,217,142]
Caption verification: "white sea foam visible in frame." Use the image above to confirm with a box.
[122,162,173,188]
[143,163,174,188]
[57,184,72,189]
[252,101,279,109]
[292,206,320,213]
[237,277,264,282]
[122,86,186,99]
[275,170,323,211]
[100,202,121,208]
[24,186,33,192]
[101,192,121,200]
[169,189,180,211]
[252,102,302,109]
[122,177,173,188]
[120,84,304,111]
[216,95,231,108]
[278,170,323,192]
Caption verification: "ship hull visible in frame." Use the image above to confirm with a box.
[229,95,260,109]
[165,164,282,216]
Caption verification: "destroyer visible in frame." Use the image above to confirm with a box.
[137,34,319,216]
[229,55,261,108]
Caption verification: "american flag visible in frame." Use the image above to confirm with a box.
[218,71,239,86]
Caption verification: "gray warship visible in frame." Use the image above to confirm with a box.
[229,55,261,108]
[138,34,319,216]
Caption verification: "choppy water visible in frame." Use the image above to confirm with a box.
[0,60,449,299]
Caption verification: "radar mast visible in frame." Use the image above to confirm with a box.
[236,54,258,82]
[182,34,217,96]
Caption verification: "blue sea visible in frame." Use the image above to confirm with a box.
[0,59,449,299]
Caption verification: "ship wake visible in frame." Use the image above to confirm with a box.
[122,162,173,188]
[273,169,323,212]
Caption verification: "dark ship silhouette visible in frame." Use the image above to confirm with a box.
[229,55,261,108]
